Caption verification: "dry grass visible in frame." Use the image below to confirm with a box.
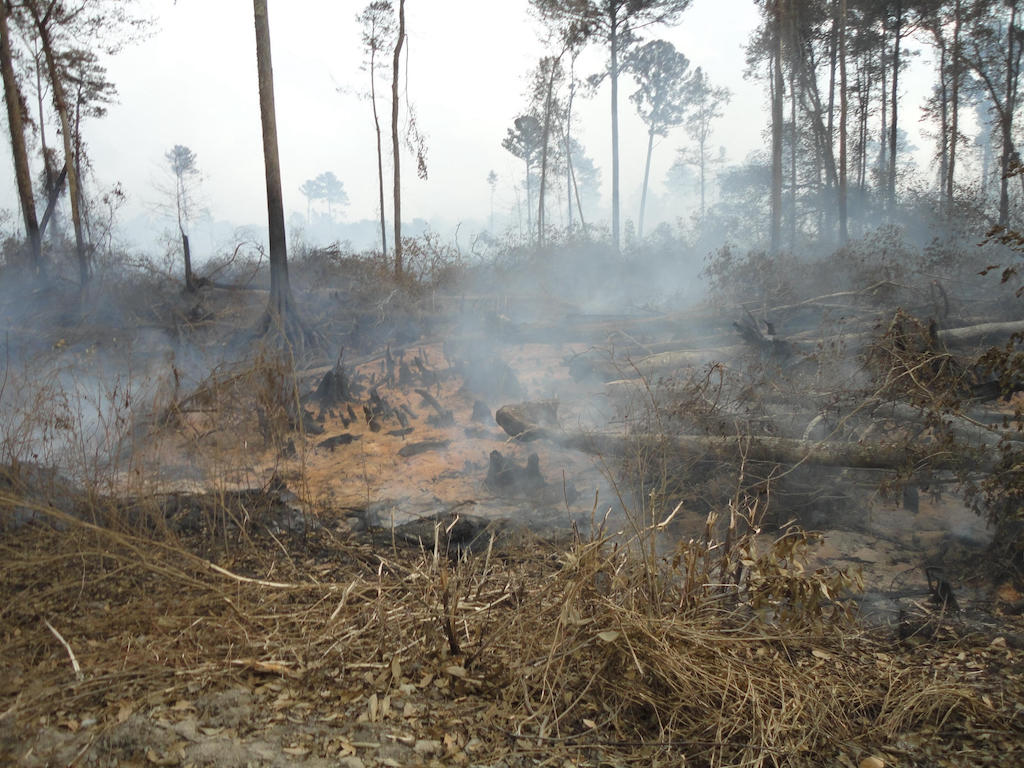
[2,489,1020,767]
[0,265,1021,766]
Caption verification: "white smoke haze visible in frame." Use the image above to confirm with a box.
[8,3,1024,765]
[1,0,1023,647]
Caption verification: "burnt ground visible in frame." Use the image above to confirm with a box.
[2,248,1024,767]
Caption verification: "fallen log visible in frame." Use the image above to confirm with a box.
[601,381,1024,448]
[865,400,1024,446]
[575,316,1024,384]
[494,404,997,473]
[937,319,1024,347]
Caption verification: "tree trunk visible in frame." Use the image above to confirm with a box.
[181,226,195,293]
[638,129,655,240]
[566,71,575,231]
[793,38,839,192]
[770,1,784,254]
[826,4,837,239]
[372,56,387,257]
[253,0,294,325]
[888,0,901,214]
[574,316,1024,384]
[39,164,67,237]
[937,42,949,194]
[789,60,797,247]
[0,1,41,274]
[174,165,195,292]
[838,0,848,245]
[391,0,405,277]
[33,41,57,241]
[525,156,533,236]
[494,404,996,474]
[569,148,587,231]
[566,136,573,230]
[856,65,866,191]
[31,6,86,286]
[947,0,961,206]
[609,8,621,250]
[699,131,707,220]
[999,2,1019,228]
[538,54,562,248]
[879,24,888,192]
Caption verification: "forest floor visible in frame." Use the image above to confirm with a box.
[2,249,1024,767]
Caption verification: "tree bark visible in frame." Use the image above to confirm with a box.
[495,404,996,474]
[391,0,405,277]
[947,0,962,206]
[370,41,387,257]
[609,7,621,250]
[789,53,797,247]
[937,42,949,194]
[39,164,67,237]
[837,0,848,245]
[573,317,1024,383]
[888,0,901,214]
[699,129,707,220]
[33,43,54,216]
[181,227,195,293]
[566,65,575,230]
[826,3,837,236]
[856,55,869,192]
[0,1,41,274]
[999,1,1019,228]
[253,0,294,324]
[569,145,587,231]
[878,17,888,193]
[793,37,839,192]
[638,129,655,240]
[538,54,563,247]
[30,5,86,286]
[770,0,784,254]
[525,155,533,236]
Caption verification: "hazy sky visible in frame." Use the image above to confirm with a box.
[3,0,935,245]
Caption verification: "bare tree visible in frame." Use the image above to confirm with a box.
[921,0,966,208]
[487,169,498,232]
[253,0,302,345]
[532,54,566,246]
[770,0,784,254]
[530,0,692,251]
[502,115,544,238]
[165,144,199,291]
[0,0,41,274]
[963,0,1024,228]
[682,67,729,220]
[838,0,848,244]
[626,39,695,239]
[390,0,405,278]
[299,176,319,223]
[298,172,348,226]
[26,2,88,287]
[357,1,394,257]
[18,0,142,287]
